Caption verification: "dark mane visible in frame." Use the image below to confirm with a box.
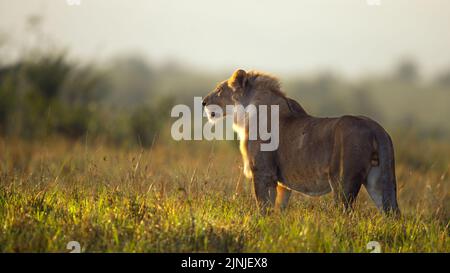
[246,70,287,98]
[247,70,307,116]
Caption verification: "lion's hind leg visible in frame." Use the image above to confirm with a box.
[275,183,292,211]
[329,160,365,212]
[330,175,363,212]
[365,166,383,209]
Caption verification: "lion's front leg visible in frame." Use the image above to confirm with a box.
[252,173,277,214]
[245,138,278,214]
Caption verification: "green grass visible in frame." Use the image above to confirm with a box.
[0,136,448,252]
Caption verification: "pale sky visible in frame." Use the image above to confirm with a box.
[1,0,450,77]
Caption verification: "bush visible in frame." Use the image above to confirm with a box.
[130,96,174,147]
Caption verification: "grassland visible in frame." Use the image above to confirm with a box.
[0,133,448,253]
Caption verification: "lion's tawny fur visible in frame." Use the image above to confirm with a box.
[203,69,400,215]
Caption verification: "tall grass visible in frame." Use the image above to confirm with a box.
[0,133,448,252]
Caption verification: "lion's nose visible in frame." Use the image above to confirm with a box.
[202,100,206,107]
[211,112,216,117]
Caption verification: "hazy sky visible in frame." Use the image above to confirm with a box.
[1,0,450,77]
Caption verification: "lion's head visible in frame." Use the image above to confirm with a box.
[202,69,247,122]
[202,69,285,122]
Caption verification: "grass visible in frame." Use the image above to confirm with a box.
[0,134,448,253]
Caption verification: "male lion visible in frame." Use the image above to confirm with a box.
[202,69,400,215]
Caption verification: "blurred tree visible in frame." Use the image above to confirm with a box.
[352,85,383,122]
[316,72,338,94]
[24,54,71,99]
[130,96,175,147]
[395,58,420,83]
[106,56,155,108]
[434,69,450,88]
[62,65,109,106]
[0,72,18,134]
[287,72,345,117]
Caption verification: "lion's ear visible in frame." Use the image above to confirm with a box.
[228,69,247,91]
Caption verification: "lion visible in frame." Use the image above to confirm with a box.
[202,69,400,215]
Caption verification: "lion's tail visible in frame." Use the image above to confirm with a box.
[366,122,401,216]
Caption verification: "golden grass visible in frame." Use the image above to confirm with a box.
[0,134,448,252]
